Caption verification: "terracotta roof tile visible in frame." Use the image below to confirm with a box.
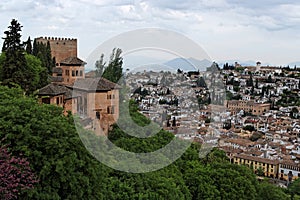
[60,57,86,66]
[70,77,121,91]
[51,76,64,82]
[234,154,279,165]
[38,83,69,96]
[52,67,62,74]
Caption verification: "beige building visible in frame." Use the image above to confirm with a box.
[37,37,120,135]
[227,100,270,115]
[279,161,300,181]
[36,37,85,85]
[230,154,279,178]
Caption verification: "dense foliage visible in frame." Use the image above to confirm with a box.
[0,146,38,200]
[0,86,110,199]
[95,48,123,83]
[0,19,49,94]
[0,85,295,199]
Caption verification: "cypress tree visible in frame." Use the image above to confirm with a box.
[25,36,32,54]
[1,19,28,88]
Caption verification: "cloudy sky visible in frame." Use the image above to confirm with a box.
[1,0,300,67]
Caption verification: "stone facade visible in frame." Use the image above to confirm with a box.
[37,37,120,135]
[35,37,77,64]
[36,37,85,85]
[227,100,270,115]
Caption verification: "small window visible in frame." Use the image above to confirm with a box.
[72,70,75,76]
[111,106,115,114]
[56,97,60,105]
[112,94,115,99]
[107,94,112,99]
[96,111,100,119]
[107,106,115,114]
[80,70,83,76]
[76,70,79,76]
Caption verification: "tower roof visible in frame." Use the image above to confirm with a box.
[60,56,86,66]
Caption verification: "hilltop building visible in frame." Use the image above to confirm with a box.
[37,37,119,135]
[36,37,85,85]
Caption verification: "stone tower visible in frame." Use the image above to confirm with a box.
[35,37,85,85]
[35,37,77,64]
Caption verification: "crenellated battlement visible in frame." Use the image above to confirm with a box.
[36,36,78,64]
[36,36,77,41]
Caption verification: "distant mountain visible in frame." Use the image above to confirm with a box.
[288,61,300,67]
[129,64,176,73]
[164,58,212,71]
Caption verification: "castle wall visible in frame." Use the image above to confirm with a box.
[35,37,77,64]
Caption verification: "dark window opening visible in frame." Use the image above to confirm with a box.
[42,98,50,104]
[96,111,100,119]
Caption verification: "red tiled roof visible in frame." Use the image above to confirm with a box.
[38,83,69,96]
[60,57,86,66]
[70,77,121,92]
[234,154,279,165]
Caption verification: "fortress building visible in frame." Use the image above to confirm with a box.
[37,37,119,135]
[36,37,85,85]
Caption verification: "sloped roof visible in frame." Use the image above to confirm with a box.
[70,77,121,92]
[38,83,69,96]
[51,76,64,82]
[60,57,86,66]
[52,67,63,74]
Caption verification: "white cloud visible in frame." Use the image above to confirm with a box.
[0,0,299,65]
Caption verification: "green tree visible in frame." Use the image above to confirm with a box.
[0,86,110,199]
[247,73,254,87]
[0,19,48,93]
[290,107,299,119]
[255,78,259,88]
[289,177,300,200]
[24,36,32,54]
[24,53,48,92]
[102,48,123,83]
[95,53,105,77]
[243,125,255,132]
[267,75,273,83]
[32,39,54,75]
[196,76,207,88]
[257,181,289,200]
[1,19,28,89]
[256,167,264,176]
